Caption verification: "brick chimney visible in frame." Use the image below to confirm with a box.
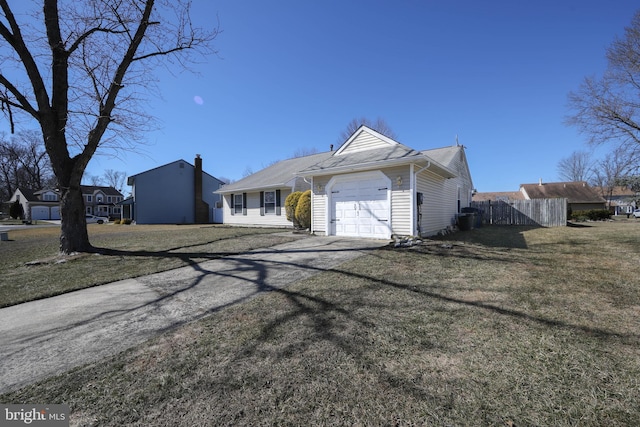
[194,154,209,223]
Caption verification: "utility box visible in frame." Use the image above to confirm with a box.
[458,213,475,231]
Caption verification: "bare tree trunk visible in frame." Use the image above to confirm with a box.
[59,181,91,253]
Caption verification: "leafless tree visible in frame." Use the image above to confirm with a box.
[0,0,219,253]
[591,145,637,208]
[103,169,126,191]
[557,151,594,182]
[566,10,640,164]
[86,175,103,186]
[242,166,254,178]
[0,130,55,201]
[338,117,398,146]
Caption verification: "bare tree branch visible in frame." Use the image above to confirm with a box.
[0,0,220,253]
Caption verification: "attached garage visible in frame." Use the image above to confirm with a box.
[31,206,50,220]
[326,171,391,239]
[51,206,60,220]
[29,205,60,220]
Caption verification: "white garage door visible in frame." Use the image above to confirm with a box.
[31,206,50,220]
[51,206,60,220]
[330,174,391,239]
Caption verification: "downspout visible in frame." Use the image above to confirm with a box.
[413,162,431,236]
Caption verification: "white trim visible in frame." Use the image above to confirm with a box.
[324,170,392,239]
[410,163,415,236]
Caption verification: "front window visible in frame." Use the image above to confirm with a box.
[234,194,243,214]
[86,195,92,202]
[264,191,276,214]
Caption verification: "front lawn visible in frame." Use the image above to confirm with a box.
[2,221,640,425]
[0,224,295,307]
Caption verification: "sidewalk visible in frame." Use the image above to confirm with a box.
[0,235,384,394]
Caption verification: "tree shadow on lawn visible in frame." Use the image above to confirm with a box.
[87,233,636,348]
[3,235,638,399]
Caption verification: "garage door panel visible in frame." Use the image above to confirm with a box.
[31,206,49,220]
[330,174,391,239]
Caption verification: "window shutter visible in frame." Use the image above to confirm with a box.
[276,189,281,215]
[260,191,265,216]
[242,193,247,215]
[230,194,235,215]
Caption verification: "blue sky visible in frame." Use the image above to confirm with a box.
[13,1,640,192]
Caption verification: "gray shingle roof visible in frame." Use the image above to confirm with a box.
[218,143,461,194]
[298,144,423,174]
[216,151,334,193]
[521,181,605,203]
[421,146,458,167]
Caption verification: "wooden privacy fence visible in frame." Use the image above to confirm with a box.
[470,198,567,227]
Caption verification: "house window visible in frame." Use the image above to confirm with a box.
[264,191,276,214]
[107,196,112,203]
[86,195,92,203]
[234,194,243,214]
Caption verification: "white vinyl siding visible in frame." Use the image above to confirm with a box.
[224,190,292,227]
[417,169,450,236]
[311,177,330,235]
[337,132,393,155]
[385,165,412,236]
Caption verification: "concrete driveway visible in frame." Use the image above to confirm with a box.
[0,235,384,394]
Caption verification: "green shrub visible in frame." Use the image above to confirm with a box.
[570,209,611,221]
[9,200,23,219]
[285,191,303,228]
[295,190,311,230]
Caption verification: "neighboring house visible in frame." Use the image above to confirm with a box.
[7,186,124,220]
[82,185,125,218]
[595,186,637,215]
[125,155,224,224]
[472,191,525,202]
[520,180,606,212]
[216,125,474,238]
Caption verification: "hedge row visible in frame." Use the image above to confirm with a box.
[569,209,611,221]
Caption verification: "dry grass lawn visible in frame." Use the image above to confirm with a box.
[1,220,639,426]
[0,224,295,307]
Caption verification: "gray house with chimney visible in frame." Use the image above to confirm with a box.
[125,155,224,224]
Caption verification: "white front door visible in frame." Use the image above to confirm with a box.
[329,172,391,239]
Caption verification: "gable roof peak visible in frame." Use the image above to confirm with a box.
[334,125,401,156]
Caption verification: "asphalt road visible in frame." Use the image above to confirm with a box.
[0,235,385,394]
